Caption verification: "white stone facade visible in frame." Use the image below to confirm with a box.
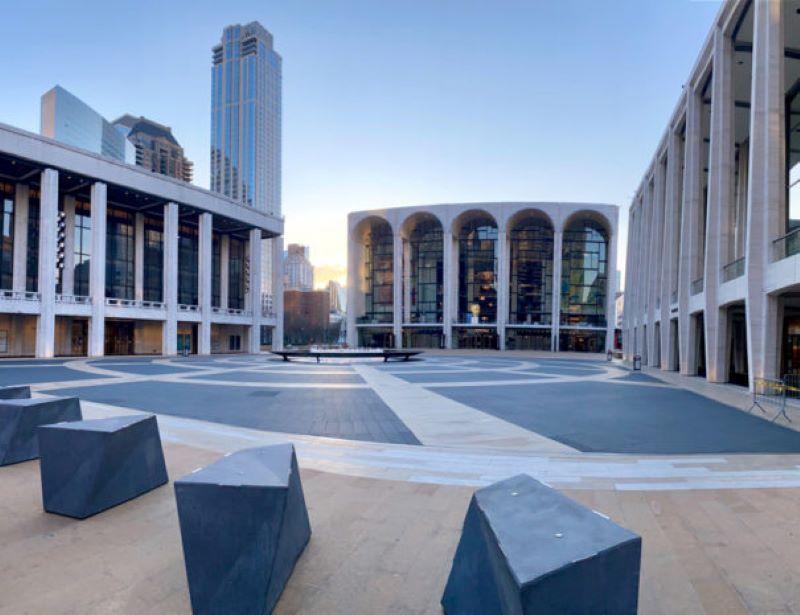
[347,202,618,352]
[623,0,800,390]
[0,122,282,358]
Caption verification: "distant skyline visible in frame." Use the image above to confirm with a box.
[1,0,722,287]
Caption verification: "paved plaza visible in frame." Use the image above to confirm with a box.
[3,352,800,613]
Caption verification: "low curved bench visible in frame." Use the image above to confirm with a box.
[271,350,422,363]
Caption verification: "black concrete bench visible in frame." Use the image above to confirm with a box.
[0,396,81,466]
[174,443,311,615]
[0,385,31,400]
[271,349,422,363]
[442,474,641,614]
[38,414,168,519]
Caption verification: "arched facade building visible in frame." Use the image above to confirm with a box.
[347,202,618,352]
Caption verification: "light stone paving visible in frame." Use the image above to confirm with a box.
[12,352,800,492]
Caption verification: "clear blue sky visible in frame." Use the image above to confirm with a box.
[2,0,721,284]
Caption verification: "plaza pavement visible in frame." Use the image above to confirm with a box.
[2,351,800,613]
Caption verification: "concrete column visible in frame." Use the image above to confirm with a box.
[12,184,29,293]
[248,228,263,354]
[704,26,735,382]
[88,182,107,358]
[606,225,618,354]
[61,196,75,297]
[35,169,58,358]
[197,213,212,355]
[551,230,563,352]
[661,131,680,369]
[496,230,509,350]
[162,202,179,356]
[346,231,358,347]
[220,234,230,309]
[678,88,702,375]
[746,0,784,387]
[392,234,402,348]
[442,230,454,349]
[650,159,667,367]
[622,206,634,361]
[134,212,145,302]
[642,178,654,364]
[272,236,284,350]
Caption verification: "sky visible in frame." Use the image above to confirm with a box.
[1,0,722,288]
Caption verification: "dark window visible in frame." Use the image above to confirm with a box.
[212,233,220,307]
[0,183,14,290]
[144,217,163,302]
[560,218,608,328]
[407,218,443,324]
[361,220,393,323]
[105,207,134,299]
[229,237,244,310]
[178,224,199,305]
[509,217,553,325]
[73,200,91,296]
[458,216,497,323]
[26,190,39,292]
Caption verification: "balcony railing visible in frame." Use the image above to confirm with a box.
[178,304,200,312]
[690,277,704,295]
[211,306,252,317]
[0,290,40,301]
[105,298,166,309]
[772,228,800,262]
[56,294,90,304]
[721,257,745,282]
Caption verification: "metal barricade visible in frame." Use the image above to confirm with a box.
[749,378,791,423]
[782,374,800,400]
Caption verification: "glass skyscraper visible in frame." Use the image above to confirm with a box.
[211,22,282,216]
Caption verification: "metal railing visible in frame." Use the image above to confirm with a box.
[690,277,704,295]
[0,290,41,301]
[772,228,800,262]
[178,304,200,312]
[750,377,792,422]
[56,294,90,304]
[721,257,745,282]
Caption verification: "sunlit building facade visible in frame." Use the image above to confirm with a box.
[347,202,618,351]
[624,0,800,390]
[0,122,281,357]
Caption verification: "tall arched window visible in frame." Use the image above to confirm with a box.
[458,215,497,323]
[406,217,443,323]
[362,219,393,323]
[561,218,608,328]
[509,215,553,325]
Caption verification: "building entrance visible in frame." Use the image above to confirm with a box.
[695,313,706,377]
[105,321,134,356]
[455,328,498,350]
[728,305,749,386]
[177,322,198,355]
[653,322,661,367]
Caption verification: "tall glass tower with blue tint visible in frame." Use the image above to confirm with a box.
[211,22,283,342]
[211,22,281,216]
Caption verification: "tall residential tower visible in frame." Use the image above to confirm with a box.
[211,22,283,348]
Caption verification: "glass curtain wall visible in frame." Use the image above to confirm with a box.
[361,220,393,323]
[458,216,497,323]
[0,183,12,291]
[229,237,244,310]
[105,208,134,299]
[143,217,163,302]
[178,223,199,305]
[508,216,553,325]
[73,200,91,296]
[560,218,608,328]
[26,189,39,292]
[407,218,443,323]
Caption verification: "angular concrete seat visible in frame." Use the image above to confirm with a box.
[442,474,641,615]
[38,414,168,519]
[0,396,81,466]
[0,385,31,400]
[175,443,311,615]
